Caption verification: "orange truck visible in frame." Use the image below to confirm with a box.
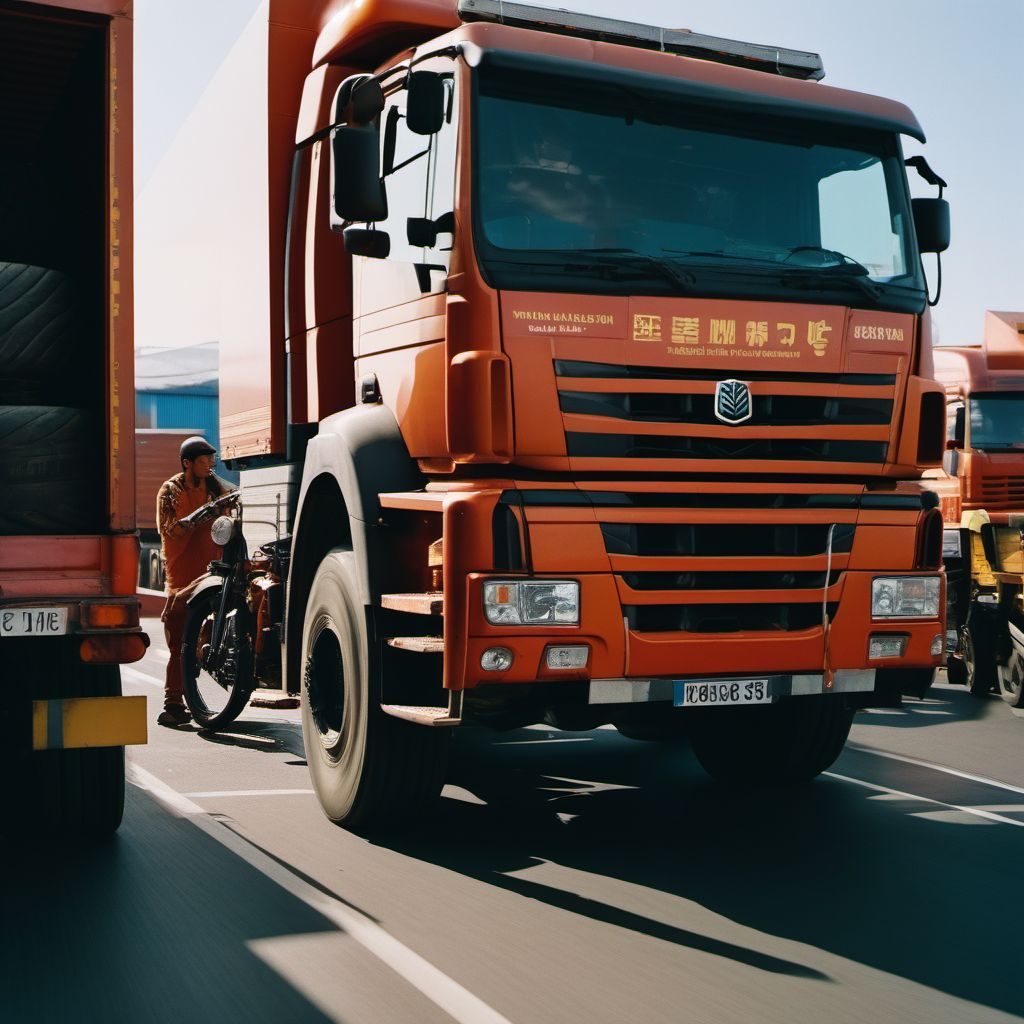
[0,0,148,834]
[150,0,950,828]
[932,311,1024,705]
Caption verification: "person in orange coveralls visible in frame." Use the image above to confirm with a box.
[155,436,234,727]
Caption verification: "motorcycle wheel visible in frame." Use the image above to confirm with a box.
[181,588,255,730]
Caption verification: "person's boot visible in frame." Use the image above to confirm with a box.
[157,704,192,728]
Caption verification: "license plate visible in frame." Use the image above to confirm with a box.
[0,607,68,637]
[675,678,771,707]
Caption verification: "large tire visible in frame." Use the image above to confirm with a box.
[0,405,101,533]
[0,263,87,378]
[687,695,853,784]
[181,588,254,730]
[300,549,450,832]
[875,667,935,700]
[962,618,997,696]
[13,638,125,836]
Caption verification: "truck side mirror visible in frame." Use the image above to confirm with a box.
[331,125,387,224]
[406,211,454,248]
[342,227,390,259]
[406,71,446,135]
[334,74,384,126]
[912,197,950,254]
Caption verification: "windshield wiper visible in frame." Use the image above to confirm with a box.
[489,248,695,293]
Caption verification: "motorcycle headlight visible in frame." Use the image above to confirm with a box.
[871,576,940,619]
[210,515,236,547]
[483,580,580,625]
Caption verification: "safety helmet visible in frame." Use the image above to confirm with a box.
[179,436,216,463]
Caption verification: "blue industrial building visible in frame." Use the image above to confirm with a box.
[135,341,237,482]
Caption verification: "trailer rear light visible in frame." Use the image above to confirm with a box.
[483,580,580,625]
[545,645,589,670]
[80,602,140,629]
[80,634,149,664]
[871,577,941,619]
[458,0,825,80]
[869,635,908,659]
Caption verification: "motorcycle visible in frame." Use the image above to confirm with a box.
[176,492,290,730]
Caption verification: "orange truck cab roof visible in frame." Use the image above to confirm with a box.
[933,312,1024,400]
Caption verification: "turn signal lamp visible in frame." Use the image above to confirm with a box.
[868,635,907,660]
[545,645,589,670]
[80,602,140,629]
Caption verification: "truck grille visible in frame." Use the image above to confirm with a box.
[979,476,1024,510]
[556,359,893,467]
[625,602,839,633]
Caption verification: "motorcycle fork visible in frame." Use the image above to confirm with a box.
[206,572,239,670]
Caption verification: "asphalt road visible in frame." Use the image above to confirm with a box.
[3,618,1023,1024]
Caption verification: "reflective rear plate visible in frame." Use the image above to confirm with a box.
[674,678,771,707]
[1,607,68,637]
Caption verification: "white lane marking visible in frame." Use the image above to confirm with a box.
[184,788,315,798]
[148,647,170,663]
[825,772,1024,828]
[122,666,162,688]
[128,764,514,1024]
[848,744,1024,797]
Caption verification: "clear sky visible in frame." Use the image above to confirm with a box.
[135,0,1023,348]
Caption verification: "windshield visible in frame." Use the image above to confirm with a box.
[474,72,926,311]
[970,393,1024,450]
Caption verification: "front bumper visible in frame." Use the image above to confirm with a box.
[438,482,944,696]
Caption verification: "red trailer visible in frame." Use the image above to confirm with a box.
[0,0,148,834]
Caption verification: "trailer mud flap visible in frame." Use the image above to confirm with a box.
[32,695,147,751]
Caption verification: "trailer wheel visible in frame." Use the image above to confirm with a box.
[0,263,87,378]
[687,695,853,785]
[149,551,164,591]
[300,549,449,832]
[16,639,125,836]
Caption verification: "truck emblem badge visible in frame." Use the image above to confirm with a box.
[714,379,752,425]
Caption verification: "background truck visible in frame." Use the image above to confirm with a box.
[0,0,147,834]
[142,0,950,830]
[932,310,1024,702]
[135,427,195,590]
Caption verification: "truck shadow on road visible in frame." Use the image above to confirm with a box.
[0,787,335,1024]
[379,726,1022,1018]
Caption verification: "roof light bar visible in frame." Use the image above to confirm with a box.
[457,0,825,81]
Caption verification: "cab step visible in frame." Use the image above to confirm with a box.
[380,592,443,615]
[387,636,444,654]
[382,696,462,729]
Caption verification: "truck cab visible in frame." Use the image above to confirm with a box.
[933,311,1024,696]
[153,0,952,828]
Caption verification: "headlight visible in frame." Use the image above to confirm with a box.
[483,580,580,625]
[210,515,236,547]
[871,576,940,619]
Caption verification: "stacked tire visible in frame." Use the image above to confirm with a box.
[0,262,101,534]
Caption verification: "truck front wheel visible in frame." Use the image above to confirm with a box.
[687,695,853,784]
[300,549,449,832]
